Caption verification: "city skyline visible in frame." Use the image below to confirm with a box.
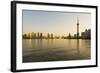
[22,28,91,39]
[23,10,91,36]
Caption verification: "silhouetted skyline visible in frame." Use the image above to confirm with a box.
[23,10,91,36]
[23,29,91,39]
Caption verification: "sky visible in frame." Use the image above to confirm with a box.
[22,10,91,36]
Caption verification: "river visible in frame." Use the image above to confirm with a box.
[22,39,91,63]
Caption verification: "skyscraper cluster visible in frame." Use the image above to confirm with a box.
[23,32,60,39]
[23,18,91,39]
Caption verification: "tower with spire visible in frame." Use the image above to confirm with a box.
[77,18,79,39]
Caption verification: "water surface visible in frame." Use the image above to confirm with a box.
[22,39,91,63]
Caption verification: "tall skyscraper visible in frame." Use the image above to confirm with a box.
[77,18,79,39]
[40,33,43,39]
[34,33,36,39]
[51,33,53,39]
[37,32,39,39]
[47,33,50,39]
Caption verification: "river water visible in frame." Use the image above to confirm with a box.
[22,39,91,63]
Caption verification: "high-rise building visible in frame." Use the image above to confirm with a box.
[31,32,34,39]
[47,33,50,39]
[67,33,71,39]
[40,33,43,39]
[37,32,39,39]
[27,33,31,39]
[81,29,91,39]
[23,34,27,39]
[77,18,79,39]
[51,33,53,39]
[34,33,36,39]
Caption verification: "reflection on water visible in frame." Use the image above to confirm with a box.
[23,39,91,63]
[76,39,79,58]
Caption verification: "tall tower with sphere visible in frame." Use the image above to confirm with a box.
[77,18,79,39]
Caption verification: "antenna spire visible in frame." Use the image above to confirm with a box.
[77,17,79,25]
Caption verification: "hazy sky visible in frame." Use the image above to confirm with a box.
[22,10,91,36]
